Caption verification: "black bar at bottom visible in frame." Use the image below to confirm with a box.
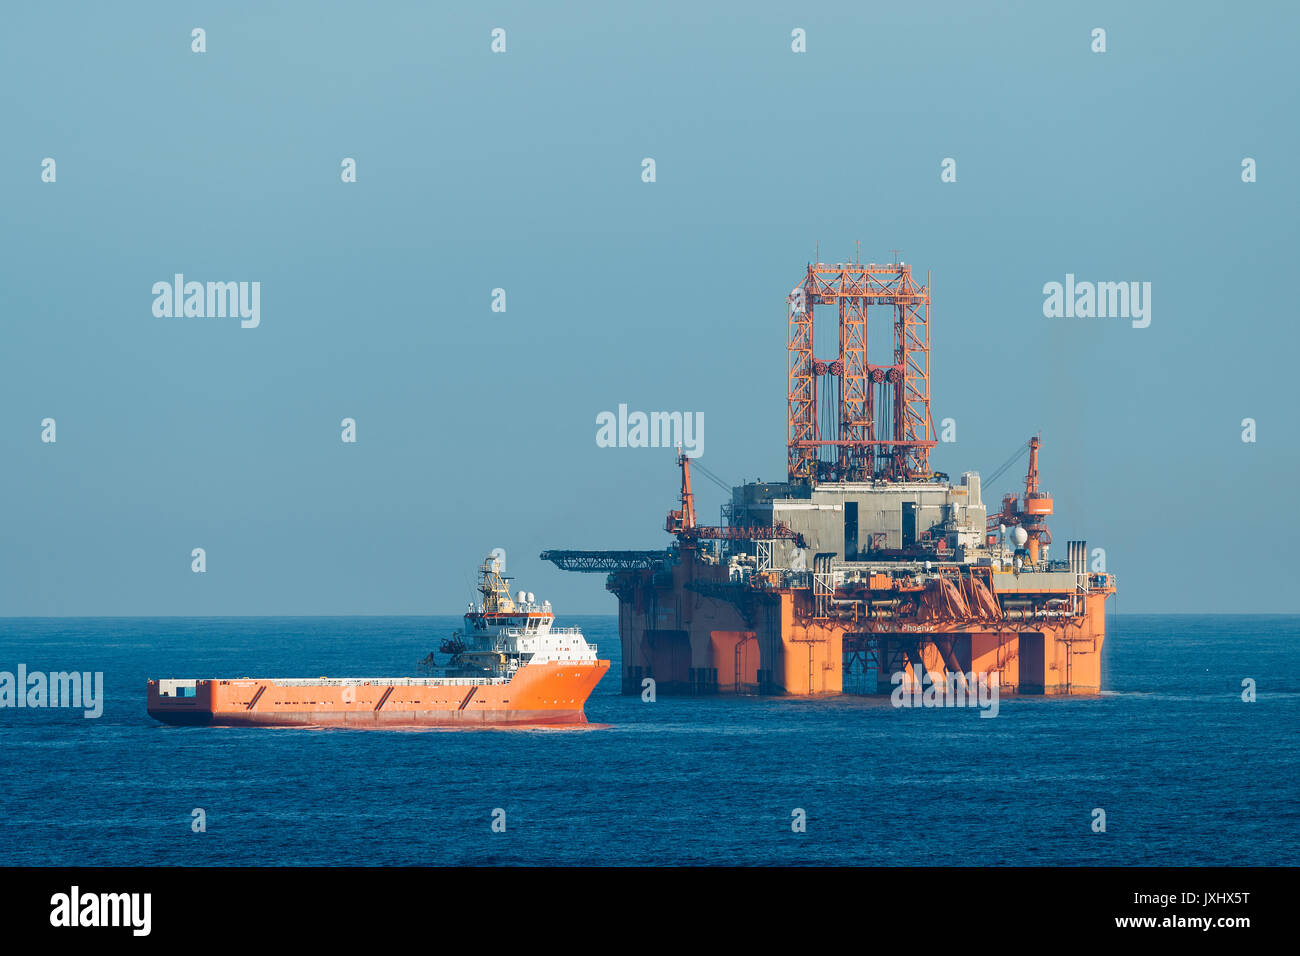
[2,866,1286,941]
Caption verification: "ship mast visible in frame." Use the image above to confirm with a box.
[478,556,517,613]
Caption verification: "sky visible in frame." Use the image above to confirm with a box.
[1,1,1296,615]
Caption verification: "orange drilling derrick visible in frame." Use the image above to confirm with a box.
[788,259,936,484]
[545,252,1116,700]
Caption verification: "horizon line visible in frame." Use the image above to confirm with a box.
[0,611,1296,619]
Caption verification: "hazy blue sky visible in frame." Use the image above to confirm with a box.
[1,2,1296,614]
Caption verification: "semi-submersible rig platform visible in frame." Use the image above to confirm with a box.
[544,258,1116,697]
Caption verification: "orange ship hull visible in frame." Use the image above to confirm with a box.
[147,659,609,729]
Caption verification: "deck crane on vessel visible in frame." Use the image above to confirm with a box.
[667,451,806,549]
[988,435,1054,565]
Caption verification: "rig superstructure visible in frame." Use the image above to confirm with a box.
[543,257,1115,697]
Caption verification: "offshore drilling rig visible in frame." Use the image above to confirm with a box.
[543,258,1116,696]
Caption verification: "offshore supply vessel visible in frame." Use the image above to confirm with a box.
[542,258,1116,697]
[146,556,609,727]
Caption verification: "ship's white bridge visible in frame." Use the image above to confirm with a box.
[487,626,598,664]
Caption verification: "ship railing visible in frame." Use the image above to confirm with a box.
[497,626,585,638]
[271,676,503,687]
[490,641,599,657]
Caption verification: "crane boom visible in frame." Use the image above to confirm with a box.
[667,452,806,548]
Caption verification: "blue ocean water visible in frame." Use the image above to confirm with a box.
[0,614,1295,866]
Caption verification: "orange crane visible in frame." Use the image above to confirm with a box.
[666,452,806,548]
[988,436,1054,565]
